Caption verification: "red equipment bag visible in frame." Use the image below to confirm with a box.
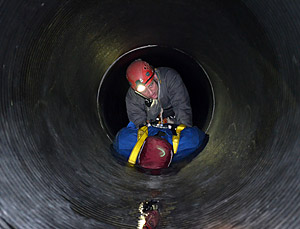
[138,136,173,170]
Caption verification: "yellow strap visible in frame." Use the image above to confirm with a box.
[128,126,148,165]
[137,125,148,140]
[172,124,186,154]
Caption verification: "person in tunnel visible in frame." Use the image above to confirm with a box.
[125,59,193,128]
[113,59,208,172]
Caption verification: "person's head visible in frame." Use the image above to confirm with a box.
[126,59,159,99]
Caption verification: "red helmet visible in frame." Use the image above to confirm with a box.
[139,136,173,171]
[126,60,155,91]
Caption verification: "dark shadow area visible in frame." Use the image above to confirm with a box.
[0,0,300,228]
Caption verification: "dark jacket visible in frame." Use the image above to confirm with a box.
[125,67,192,127]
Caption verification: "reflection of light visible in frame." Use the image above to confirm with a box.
[137,202,146,229]
[137,201,160,228]
[137,215,146,229]
[136,84,146,92]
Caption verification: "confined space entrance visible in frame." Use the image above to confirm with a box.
[97,45,214,140]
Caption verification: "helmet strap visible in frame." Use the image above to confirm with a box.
[134,90,153,107]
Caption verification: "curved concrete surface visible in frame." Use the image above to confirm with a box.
[1,0,299,228]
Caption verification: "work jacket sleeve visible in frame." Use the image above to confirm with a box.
[125,88,147,128]
[165,69,193,127]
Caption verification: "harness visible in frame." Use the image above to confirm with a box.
[127,124,186,165]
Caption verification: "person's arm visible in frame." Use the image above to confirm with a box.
[125,89,147,128]
[166,69,193,127]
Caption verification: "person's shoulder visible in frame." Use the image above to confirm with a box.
[126,87,134,97]
[126,87,144,103]
[158,67,182,84]
[157,67,176,74]
[157,67,179,81]
[126,87,136,101]
[160,67,180,76]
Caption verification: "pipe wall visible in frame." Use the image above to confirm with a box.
[0,0,299,228]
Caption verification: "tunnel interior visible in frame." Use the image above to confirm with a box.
[1,0,300,228]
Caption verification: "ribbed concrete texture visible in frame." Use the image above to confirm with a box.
[1,0,299,228]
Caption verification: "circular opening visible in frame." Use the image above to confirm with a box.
[97,45,214,140]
